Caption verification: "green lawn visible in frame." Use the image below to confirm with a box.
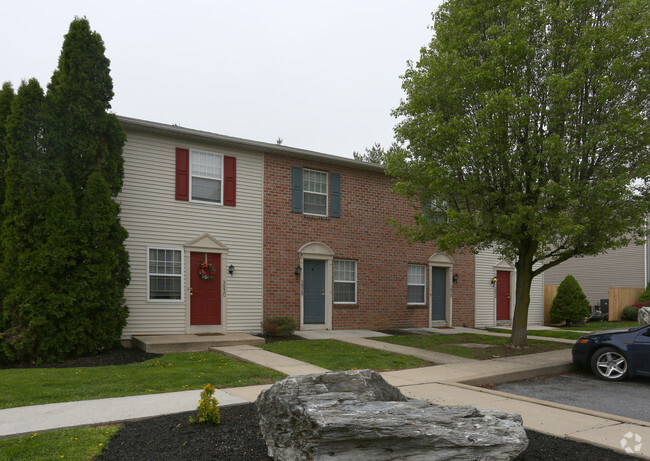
[0,425,118,460]
[261,339,431,371]
[373,334,571,360]
[560,321,639,331]
[0,352,284,409]
[524,330,585,340]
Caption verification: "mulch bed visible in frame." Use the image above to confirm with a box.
[4,347,639,460]
[95,403,638,461]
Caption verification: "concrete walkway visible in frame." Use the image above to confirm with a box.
[210,344,328,375]
[1,328,649,459]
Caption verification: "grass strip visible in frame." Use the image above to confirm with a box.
[261,339,430,371]
[0,352,284,410]
[489,329,584,340]
[373,334,571,360]
[559,321,639,332]
[0,425,119,460]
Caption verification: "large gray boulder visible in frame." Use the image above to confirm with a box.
[639,306,650,326]
[256,369,528,460]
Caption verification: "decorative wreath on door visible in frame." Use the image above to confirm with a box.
[198,262,216,280]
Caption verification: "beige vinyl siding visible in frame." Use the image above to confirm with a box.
[544,243,648,305]
[474,251,497,327]
[528,267,544,325]
[117,131,263,337]
[474,249,544,327]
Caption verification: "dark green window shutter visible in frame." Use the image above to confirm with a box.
[291,166,303,213]
[330,173,341,218]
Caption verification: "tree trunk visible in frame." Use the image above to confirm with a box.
[510,253,534,348]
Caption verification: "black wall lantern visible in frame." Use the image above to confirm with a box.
[491,276,498,285]
[295,265,302,279]
[452,273,459,284]
[228,264,235,276]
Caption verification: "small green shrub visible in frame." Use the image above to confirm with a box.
[262,316,297,337]
[639,281,650,303]
[190,383,220,424]
[621,305,640,321]
[550,275,590,326]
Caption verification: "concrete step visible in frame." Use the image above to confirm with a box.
[132,333,265,353]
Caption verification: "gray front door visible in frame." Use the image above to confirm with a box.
[431,267,446,321]
[304,260,326,324]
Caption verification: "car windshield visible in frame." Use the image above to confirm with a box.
[628,325,646,332]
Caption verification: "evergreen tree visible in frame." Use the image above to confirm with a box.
[42,17,125,196]
[550,275,590,326]
[75,170,130,353]
[0,18,130,363]
[0,79,50,361]
[0,82,15,212]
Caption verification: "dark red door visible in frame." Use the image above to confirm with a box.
[190,252,221,325]
[496,270,511,320]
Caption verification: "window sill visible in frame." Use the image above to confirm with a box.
[333,303,358,308]
[407,304,428,308]
[303,214,330,221]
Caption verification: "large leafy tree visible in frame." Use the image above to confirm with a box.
[385,0,650,347]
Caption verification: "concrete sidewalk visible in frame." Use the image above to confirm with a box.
[1,329,649,459]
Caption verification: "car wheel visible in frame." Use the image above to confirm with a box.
[590,347,628,381]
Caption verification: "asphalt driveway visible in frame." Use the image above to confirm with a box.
[493,369,650,423]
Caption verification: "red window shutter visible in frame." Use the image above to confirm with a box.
[175,147,190,201]
[223,155,236,206]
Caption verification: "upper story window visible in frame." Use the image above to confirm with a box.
[291,166,340,218]
[334,259,357,303]
[175,147,236,206]
[148,248,183,301]
[303,169,328,216]
[407,264,426,304]
[191,149,223,204]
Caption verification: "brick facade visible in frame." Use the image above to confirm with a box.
[263,153,476,330]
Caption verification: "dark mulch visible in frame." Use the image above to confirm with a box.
[0,347,162,369]
[96,403,637,461]
[256,334,305,344]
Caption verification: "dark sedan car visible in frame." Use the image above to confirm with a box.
[572,324,650,381]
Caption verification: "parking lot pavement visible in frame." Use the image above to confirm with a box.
[493,370,650,423]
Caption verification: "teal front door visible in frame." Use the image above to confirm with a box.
[304,260,326,324]
[431,267,446,321]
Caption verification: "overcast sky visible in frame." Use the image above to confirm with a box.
[3,1,444,158]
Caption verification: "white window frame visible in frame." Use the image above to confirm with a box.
[407,263,426,305]
[333,259,357,304]
[303,168,328,216]
[189,149,224,205]
[147,247,184,302]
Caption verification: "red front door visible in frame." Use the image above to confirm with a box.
[190,252,221,325]
[496,270,511,320]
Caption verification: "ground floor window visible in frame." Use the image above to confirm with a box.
[407,264,426,304]
[334,259,356,303]
[148,248,183,300]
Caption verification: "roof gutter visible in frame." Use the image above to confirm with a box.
[117,115,385,173]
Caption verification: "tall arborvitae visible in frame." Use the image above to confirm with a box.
[42,17,125,196]
[0,18,130,363]
[0,79,49,361]
[75,170,130,353]
[0,82,15,213]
